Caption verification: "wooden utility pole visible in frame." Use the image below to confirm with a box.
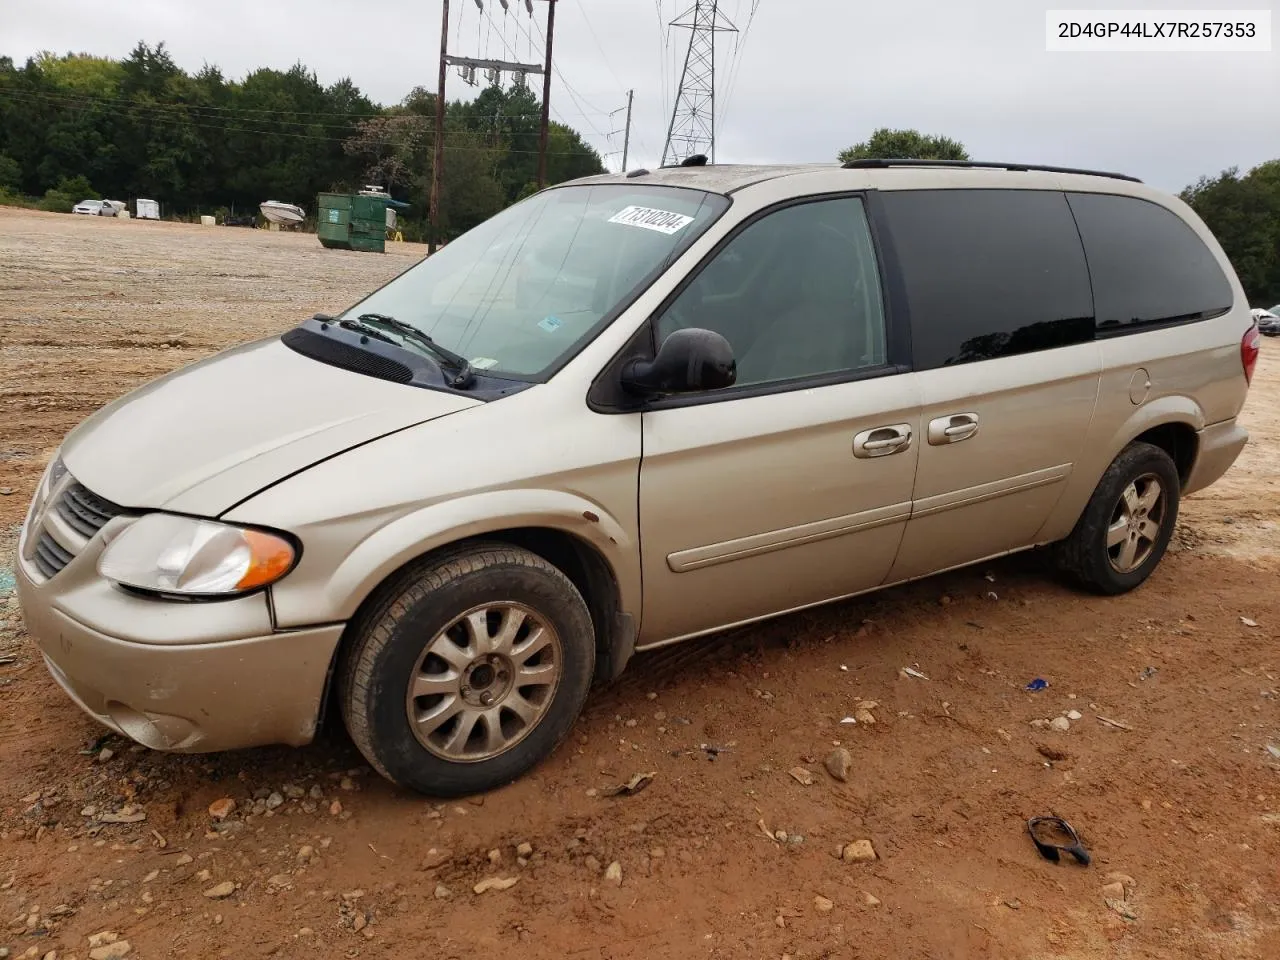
[430,0,554,239]
[621,89,634,171]
[536,0,557,189]
[428,0,450,255]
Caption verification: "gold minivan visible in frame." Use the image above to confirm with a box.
[16,159,1260,795]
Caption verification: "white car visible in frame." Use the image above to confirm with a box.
[1253,307,1279,336]
[71,199,123,217]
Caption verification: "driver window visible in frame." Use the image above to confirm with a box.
[654,196,887,388]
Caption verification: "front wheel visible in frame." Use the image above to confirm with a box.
[1056,441,1181,595]
[339,543,595,796]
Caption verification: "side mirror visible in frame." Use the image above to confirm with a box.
[621,328,737,396]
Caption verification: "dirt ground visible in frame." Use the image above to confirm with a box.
[1,205,1278,960]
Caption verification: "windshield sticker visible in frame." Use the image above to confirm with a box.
[470,357,500,370]
[607,205,695,235]
[538,315,563,333]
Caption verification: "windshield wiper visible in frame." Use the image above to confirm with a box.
[356,312,475,388]
[312,312,400,346]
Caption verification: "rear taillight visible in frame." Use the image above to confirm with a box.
[1242,323,1260,385]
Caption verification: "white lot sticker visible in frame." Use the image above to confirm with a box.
[471,357,500,370]
[608,205,695,235]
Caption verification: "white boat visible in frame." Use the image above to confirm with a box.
[259,201,305,225]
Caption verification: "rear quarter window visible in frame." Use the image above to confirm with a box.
[1066,192,1234,333]
[879,189,1095,370]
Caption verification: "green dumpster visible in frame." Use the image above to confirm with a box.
[317,193,386,253]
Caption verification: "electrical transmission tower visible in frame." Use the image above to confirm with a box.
[661,1,737,166]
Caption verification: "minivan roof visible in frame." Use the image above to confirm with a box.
[568,160,1144,197]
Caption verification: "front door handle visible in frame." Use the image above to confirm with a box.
[853,423,913,459]
[928,413,980,445]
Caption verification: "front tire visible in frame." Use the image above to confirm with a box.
[339,543,595,796]
[1056,442,1181,595]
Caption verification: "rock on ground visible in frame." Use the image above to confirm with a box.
[473,876,519,894]
[824,748,853,782]
[207,798,236,820]
[88,943,132,960]
[841,840,877,863]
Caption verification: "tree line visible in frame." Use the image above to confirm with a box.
[840,128,1279,308]
[0,43,605,240]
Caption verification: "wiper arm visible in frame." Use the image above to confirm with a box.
[312,312,398,346]
[356,312,475,388]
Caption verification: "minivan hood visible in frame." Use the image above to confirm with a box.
[61,336,480,515]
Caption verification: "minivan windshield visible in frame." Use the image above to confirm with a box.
[341,184,729,380]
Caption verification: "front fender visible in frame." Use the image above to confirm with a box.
[268,488,640,629]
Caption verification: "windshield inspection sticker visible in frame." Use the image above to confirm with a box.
[607,205,695,235]
[538,315,564,333]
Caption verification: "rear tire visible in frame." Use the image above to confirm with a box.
[339,543,595,796]
[1056,442,1181,595]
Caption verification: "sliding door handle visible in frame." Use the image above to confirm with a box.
[853,424,913,459]
[928,413,980,445]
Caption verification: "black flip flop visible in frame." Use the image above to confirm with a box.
[1027,815,1090,866]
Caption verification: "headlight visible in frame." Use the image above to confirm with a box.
[98,514,297,597]
[24,456,66,533]
[45,456,68,495]
[35,456,67,508]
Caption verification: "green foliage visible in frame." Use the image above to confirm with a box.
[0,186,34,208]
[0,153,20,189]
[0,46,605,239]
[55,174,97,200]
[838,128,970,164]
[33,51,123,94]
[37,189,76,212]
[33,175,98,213]
[1181,160,1280,306]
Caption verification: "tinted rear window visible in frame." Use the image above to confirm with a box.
[1066,192,1233,332]
[880,189,1095,370]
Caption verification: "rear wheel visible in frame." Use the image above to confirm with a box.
[339,543,595,796]
[1056,442,1181,595]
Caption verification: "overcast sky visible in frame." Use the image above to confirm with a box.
[5,0,1277,190]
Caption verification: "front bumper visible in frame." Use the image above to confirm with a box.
[15,558,344,753]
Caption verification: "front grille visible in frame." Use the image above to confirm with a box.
[29,480,126,580]
[57,482,124,538]
[33,532,74,579]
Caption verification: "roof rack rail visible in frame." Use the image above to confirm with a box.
[839,158,1142,184]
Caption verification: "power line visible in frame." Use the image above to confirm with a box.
[572,0,628,98]
[653,0,668,131]
[474,2,598,143]
[720,0,762,132]
[524,13,612,118]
